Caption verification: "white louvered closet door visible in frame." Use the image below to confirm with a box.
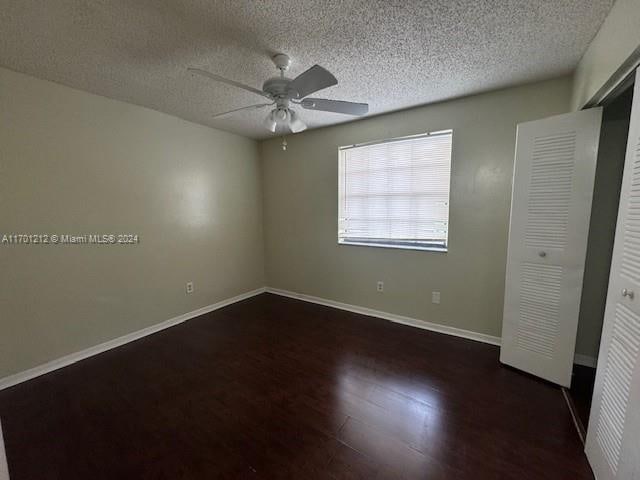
[586,71,640,480]
[500,108,602,387]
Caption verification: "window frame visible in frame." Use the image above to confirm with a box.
[337,130,453,253]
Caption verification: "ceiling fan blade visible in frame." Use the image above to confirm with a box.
[289,65,337,99]
[300,98,368,116]
[188,67,271,99]
[212,103,273,118]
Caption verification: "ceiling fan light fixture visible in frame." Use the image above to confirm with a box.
[276,108,288,122]
[289,110,307,133]
[263,110,277,132]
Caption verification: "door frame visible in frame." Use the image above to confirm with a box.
[583,46,640,109]
[582,69,639,480]
[0,419,9,480]
[584,71,636,384]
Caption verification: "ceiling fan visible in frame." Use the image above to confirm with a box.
[188,54,369,134]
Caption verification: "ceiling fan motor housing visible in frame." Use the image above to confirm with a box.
[264,54,300,101]
[262,77,294,100]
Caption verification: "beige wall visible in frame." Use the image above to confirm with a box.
[260,77,572,341]
[0,67,265,379]
[3,62,616,381]
[572,0,640,110]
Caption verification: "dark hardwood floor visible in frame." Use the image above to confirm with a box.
[569,364,597,432]
[0,293,593,479]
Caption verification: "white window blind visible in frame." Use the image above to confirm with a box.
[338,130,452,251]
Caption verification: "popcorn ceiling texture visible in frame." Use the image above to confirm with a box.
[0,0,613,139]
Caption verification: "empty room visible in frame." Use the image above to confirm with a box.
[1,1,640,479]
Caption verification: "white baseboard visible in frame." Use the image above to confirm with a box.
[0,285,598,392]
[265,289,601,369]
[0,420,8,480]
[0,287,267,391]
[265,287,502,346]
[574,353,598,368]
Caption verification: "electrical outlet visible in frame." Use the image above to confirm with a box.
[377,281,384,292]
[432,291,440,304]
[186,282,194,294]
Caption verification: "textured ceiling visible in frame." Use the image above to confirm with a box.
[0,0,614,139]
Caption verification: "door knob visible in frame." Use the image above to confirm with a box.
[622,288,635,299]
[538,251,547,257]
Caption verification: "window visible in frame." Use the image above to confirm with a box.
[338,130,452,251]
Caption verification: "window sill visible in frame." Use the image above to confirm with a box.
[338,240,447,252]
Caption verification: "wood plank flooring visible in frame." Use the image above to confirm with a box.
[569,364,597,432]
[0,293,593,479]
